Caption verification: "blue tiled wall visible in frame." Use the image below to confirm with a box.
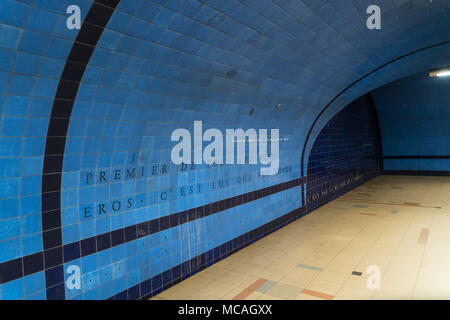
[372,72,450,174]
[307,94,382,211]
[0,0,448,300]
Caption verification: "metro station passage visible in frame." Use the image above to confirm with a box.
[0,0,448,301]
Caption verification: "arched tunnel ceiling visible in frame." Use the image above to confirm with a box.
[87,0,448,166]
[114,0,447,172]
[1,0,450,168]
[0,0,449,190]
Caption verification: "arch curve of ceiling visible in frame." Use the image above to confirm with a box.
[65,0,450,177]
[0,0,449,226]
[303,40,450,178]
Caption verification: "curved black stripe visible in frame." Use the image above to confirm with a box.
[41,0,120,300]
[300,40,450,204]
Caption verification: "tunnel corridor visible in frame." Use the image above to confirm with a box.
[0,0,448,301]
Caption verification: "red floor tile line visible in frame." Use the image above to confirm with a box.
[301,289,334,300]
[232,278,267,300]
[232,288,254,300]
[404,202,421,207]
[418,228,430,245]
[247,278,268,291]
[337,199,436,208]
[339,198,380,201]
[340,198,378,202]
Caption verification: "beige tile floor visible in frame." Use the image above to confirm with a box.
[151,175,450,300]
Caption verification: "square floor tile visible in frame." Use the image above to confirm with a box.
[265,282,303,299]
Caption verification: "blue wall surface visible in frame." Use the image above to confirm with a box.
[0,0,448,300]
[373,72,450,174]
[307,94,382,211]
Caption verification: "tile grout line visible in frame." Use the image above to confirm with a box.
[152,176,448,301]
[326,210,385,300]
[374,207,422,300]
[410,211,436,299]
[290,205,377,299]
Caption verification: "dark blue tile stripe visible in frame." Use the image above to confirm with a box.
[110,206,307,300]
[62,177,304,263]
[299,40,450,193]
[0,176,304,286]
[40,0,120,300]
[107,92,384,300]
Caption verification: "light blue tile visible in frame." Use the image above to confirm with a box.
[0,277,24,300]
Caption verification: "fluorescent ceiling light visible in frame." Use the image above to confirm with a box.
[436,70,450,77]
[429,68,450,77]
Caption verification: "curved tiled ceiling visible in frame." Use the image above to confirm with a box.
[78,0,449,173]
[77,0,449,199]
[0,0,448,173]
[0,0,449,299]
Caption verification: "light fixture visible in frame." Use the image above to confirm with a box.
[429,67,450,77]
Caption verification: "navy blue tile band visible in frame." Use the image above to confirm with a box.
[111,206,307,300]
[40,0,120,300]
[0,176,304,286]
